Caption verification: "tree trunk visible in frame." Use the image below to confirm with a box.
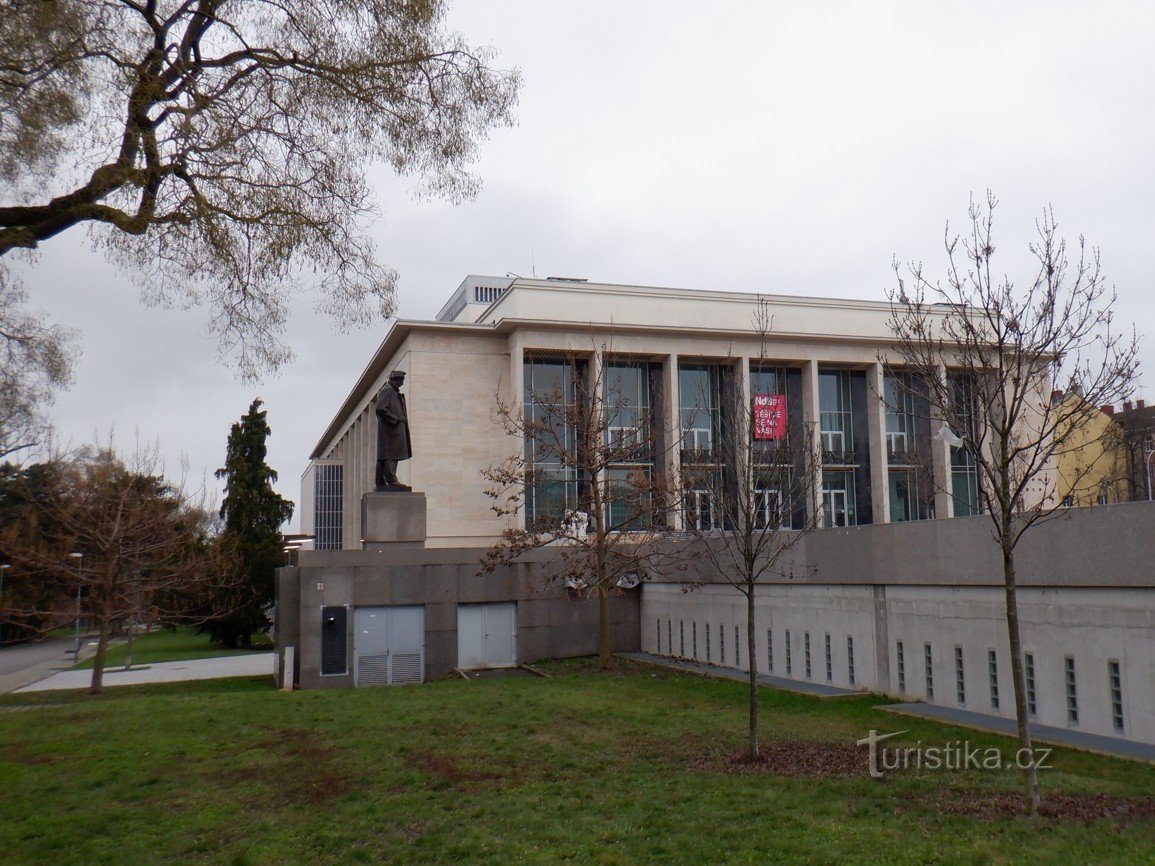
[1002,545,1040,816]
[89,604,111,695]
[123,626,134,671]
[597,580,611,669]
[747,582,759,761]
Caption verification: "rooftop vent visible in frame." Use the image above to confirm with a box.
[473,284,507,305]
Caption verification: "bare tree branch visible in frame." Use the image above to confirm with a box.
[0,0,520,377]
[887,191,1140,815]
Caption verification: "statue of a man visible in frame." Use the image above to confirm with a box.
[374,369,413,490]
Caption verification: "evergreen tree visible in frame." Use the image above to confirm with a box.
[208,400,294,648]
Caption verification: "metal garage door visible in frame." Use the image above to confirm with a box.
[354,606,425,686]
[457,603,517,670]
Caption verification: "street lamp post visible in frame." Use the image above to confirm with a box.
[0,563,10,645]
[69,552,83,658]
[1144,431,1155,502]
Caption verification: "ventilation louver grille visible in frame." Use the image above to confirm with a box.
[390,653,423,684]
[356,654,390,687]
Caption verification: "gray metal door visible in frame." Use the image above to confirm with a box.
[354,606,425,686]
[457,603,517,669]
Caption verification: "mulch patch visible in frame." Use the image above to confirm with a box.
[403,750,511,792]
[927,790,1155,826]
[692,739,867,778]
[692,743,1155,826]
[221,727,353,806]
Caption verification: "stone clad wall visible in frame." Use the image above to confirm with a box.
[640,501,1155,746]
[278,547,641,689]
[278,500,1155,746]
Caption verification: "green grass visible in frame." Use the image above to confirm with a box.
[1,659,1152,865]
[74,627,270,670]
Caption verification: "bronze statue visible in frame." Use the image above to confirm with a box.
[375,370,413,490]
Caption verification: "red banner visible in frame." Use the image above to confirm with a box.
[753,393,786,440]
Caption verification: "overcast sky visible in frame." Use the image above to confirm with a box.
[11,1,1155,531]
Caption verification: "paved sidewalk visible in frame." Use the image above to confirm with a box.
[0,637,102,695]
[14,653,274,692]
[620,652,862,698]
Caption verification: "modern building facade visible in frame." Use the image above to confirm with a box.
[301,275,1019,549]
[278,275,1154,750]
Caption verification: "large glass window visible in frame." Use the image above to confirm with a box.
[819,371,854,456]
[949,374,981,517]
[884,375,917,459]
[314,464,343,550]
[888,470,919,523]
[605,362,650,441]
[604,466,653,531]
[524,357,582,530]
[884,372,931,522]
[604,360,656,531]
[679,365,721,455]
[822,470,856,527]
[820,370,860,527]
[753,482,785,530]
[680,363,725,530]
[752,364,806,529]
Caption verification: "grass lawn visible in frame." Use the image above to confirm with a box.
[1,659,1152,865]
[74,627,271,670]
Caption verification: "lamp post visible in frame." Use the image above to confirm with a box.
[69,552,83,658]
[0,563,10,645]
[1145,432,1154,502]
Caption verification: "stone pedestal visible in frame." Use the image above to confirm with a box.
[361,491,427,549]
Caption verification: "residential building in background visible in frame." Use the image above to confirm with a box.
[1113,400,1155,502]
[1052,390,1128,507]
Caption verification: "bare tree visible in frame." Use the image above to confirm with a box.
[0,443,241,693]
[482,345,680,669]
[679,300,819,760]
[887,191,1139,815]
[0,0,519,376]
[0,270,77,461]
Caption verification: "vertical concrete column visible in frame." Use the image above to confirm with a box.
[340,433,355,549]
[354,408,363,502]
[357,408,368,523]
[357,408,369,539]
[663,352,682,530]
[801,359,824,527]
[932,362,954,519]
[507,333,526,531]
[508,334,525,407]
[871,585,890,692]
[867,361,890,524]
[362,405,373,496]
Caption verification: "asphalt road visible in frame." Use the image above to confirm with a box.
[0,637,78,677]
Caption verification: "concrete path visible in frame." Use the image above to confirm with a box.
[0,637,99,694]
[881,701,1155,763]
[14,652,274,693]
[621,652,862,698]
